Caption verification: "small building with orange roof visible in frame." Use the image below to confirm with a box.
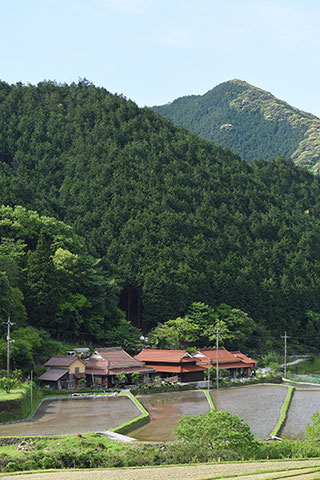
[135,349,205,382]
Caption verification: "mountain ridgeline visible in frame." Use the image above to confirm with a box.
[1,80,320,348]
[151,80,320,174]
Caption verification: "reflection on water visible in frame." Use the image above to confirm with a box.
[282,389,320,439]
[0,396,139,436]
[211,385,288,439]
[130,391,210,441]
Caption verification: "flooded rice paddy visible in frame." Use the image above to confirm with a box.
[0,395,139,436]
[282,389,320,438]
[211,385,288,439]
[130,391,210,441]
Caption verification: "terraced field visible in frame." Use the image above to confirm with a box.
[130,390,210,441]
[210,385,288,438]
[282,388,320,438]
[2,459,320,480]
[0,396,139,436]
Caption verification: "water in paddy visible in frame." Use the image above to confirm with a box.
[130,391,210,441]
[282,389,320,438]
[0,395,139,435]
[211,385,288,439]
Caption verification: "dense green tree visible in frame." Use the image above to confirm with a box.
[174,409,257,459]
[148,302,256,350]
[1,81,320,347]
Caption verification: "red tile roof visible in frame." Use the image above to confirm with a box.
[135,349,195,363]
[231,351,258,365]
[195,348,258,369]
[195,348,238,364]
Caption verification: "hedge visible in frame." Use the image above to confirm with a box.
[130,383,194,395]
[270,386,295,437]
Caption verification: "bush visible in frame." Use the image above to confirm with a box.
[40,456,55,469]
[305,412,320,441]
[23,459,38,471]
[131,383,194,395]
[174,409,258,460]
[4,461,20,472]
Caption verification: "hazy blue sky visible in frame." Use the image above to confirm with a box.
[1,0,320,115]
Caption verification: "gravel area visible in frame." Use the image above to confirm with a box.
[210,384,288,438]
[2,460,320,480]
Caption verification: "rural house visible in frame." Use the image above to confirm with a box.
[38,355,86,389]
[193,347,258,377]
[85,347,156,387]
[135,349,205,382]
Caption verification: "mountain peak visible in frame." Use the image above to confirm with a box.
[151,80,320,173]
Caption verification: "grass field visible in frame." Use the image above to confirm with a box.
[0,385,26,402]
[288,358,320,375]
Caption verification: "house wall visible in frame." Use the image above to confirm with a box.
[181,370,204,382]
[68,358,86,374]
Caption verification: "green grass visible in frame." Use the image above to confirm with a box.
[270,386,295,437]
[203,390,215,410]
[0,386,26,402]
[288,357,320,375]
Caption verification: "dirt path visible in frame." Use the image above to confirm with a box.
[2,460,320,480]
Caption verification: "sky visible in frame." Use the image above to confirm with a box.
[1,0,320,115]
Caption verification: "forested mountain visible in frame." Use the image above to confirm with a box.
[1,80,320,348]
[0,205,140,349]
[151,80,320,174]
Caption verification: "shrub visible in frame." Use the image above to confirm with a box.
[174,409,257,460]
[22,459,38,471]
[40,456,55,469]
[4,462,20,472]
[305,412,320,441]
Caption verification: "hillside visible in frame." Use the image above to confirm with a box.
[151,80,320,173]
[1,81,320,347]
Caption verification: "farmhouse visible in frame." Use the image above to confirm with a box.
[135,349,205,382]
[85,347,156,387]
[38,355,86,389]
[194,347,258,376]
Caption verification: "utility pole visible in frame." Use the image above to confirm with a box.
[30,370,33,416]
[216,327,219,389]
[6,317,15,378]
[281,331,290,379]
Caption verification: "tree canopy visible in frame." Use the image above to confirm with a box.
[0,80,320,348]
[174,409,257,459]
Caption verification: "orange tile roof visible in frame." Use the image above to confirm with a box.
[146,364,205,374]
[195,348,258,369]
[195,348,237,364]
[231,351,258,365]
[135,349,194,363]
